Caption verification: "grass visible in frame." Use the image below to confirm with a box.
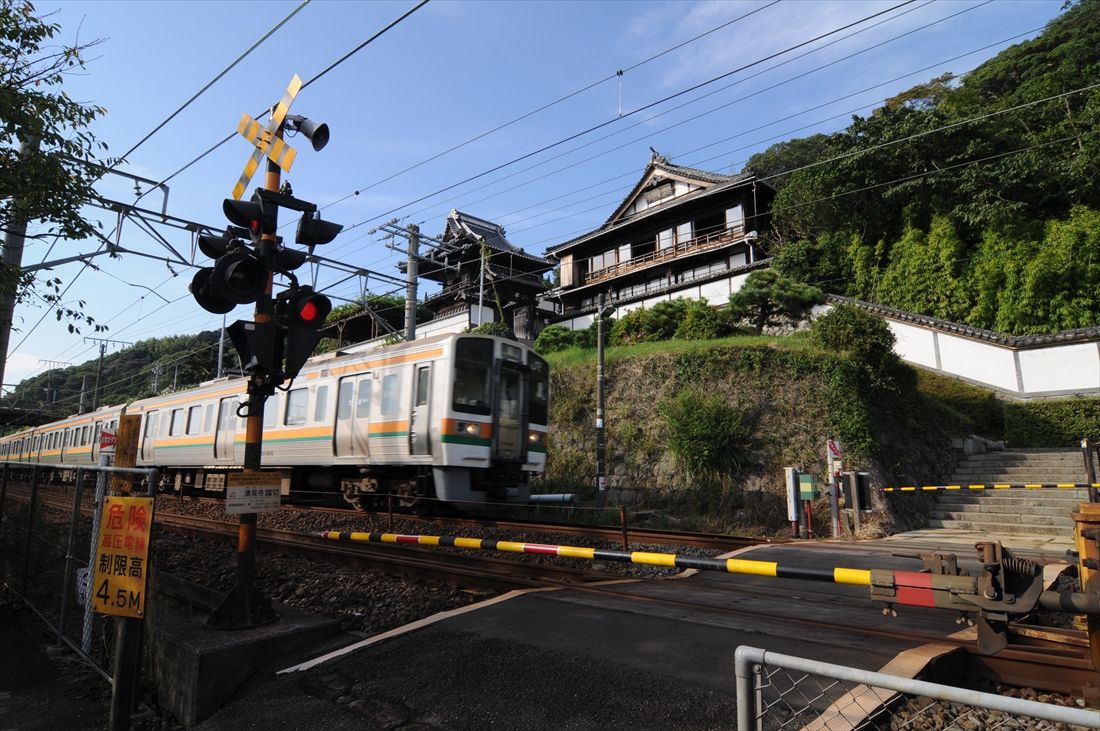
[543,332,814,369]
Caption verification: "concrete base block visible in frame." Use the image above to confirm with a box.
[146,572,344,728]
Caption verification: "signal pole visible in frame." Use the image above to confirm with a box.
[38,359,70,403]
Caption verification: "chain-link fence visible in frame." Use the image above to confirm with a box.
[0,461,159,681]
[734,646,1100,730]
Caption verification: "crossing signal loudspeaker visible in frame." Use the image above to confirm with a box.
[285,114,329,152]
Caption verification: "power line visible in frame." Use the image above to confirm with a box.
[111,1,311,171]
[317,0,783,213]
[337,0,919,234]
[147,0,431,190]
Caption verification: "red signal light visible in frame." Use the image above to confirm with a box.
[298,299,319,323]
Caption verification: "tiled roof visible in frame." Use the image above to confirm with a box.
[829,295,1100,348]
[546,152,757,256]
[439,209,549,265]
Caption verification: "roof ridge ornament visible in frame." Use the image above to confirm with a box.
[648,147,668,166]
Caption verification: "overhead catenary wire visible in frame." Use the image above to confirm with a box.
[317,0,784,213]
[336,0,920,236]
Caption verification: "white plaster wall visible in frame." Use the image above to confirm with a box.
[618,301,644,315]
[888,321,938,369]
[1018,343,1100,394]
[937,336,1019,392]
[699,278,731,305]
[730,271,752,294]
[417,312,470,338]
[642,294,672,309]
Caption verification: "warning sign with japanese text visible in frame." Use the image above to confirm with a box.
[91,496,155,618]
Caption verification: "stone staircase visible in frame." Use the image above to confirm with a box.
[928,449,1093,536]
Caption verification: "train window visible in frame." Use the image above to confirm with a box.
[416,367,430,407]
[529,353,549,425]
[285,388,308,426]
[81,426,88,445]
[453,338,492,416]
[356,379,372,419]
[204,405,214,432]
[264,395,279,428]
[337,381,353,421]
[170,409,185,436]
[187,406,203,435]
[381,374,400,416]
[144,413,159,438]
[314,385,329,422]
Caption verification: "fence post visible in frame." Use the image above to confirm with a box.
[734,646,762,731]
[21,464,39,593]
[58,467,87,643]
[82,455,111,654]
[108,467,158,731]
[0,462,8,545]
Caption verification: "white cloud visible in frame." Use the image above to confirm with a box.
[3,352,45,393]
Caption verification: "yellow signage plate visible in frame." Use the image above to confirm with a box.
[231,74,302,200]
[91,496,155,618]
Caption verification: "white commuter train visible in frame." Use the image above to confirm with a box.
[0,333,550,510]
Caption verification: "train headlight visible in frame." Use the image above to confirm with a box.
[528,431,544,444]
[456,421,480,435]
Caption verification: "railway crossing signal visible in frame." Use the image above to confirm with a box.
[206,74,339,631]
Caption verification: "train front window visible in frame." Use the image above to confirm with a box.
[453,338,492,416]
[528,353,549,425]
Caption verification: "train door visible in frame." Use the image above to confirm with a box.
[215,397,237,460]
[492,362,527,463]
[334,375,371,458]
[409,364,432,455]
[141,411,159,463]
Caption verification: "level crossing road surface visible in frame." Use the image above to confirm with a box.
[194,533,1035,730]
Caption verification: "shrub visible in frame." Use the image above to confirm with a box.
[534,325,579,353]
[1004,398,1100,448]
[674,301,735,340]
[809,304,913,392]
[467,322,516,340]
[610,299,692,345]
[660,390,751,476]
[728,269,824,333]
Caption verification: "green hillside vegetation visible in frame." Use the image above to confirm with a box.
[3,330,231,422]
[750,0,1100,335]
[537,302,1100,533]
[537,305,961,534]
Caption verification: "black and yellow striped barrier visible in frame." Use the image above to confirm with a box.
[884,482,1098,492]
[317,530,1100,621]
[319,530,875,586]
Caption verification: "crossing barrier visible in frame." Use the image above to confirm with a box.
[883,482,1098,492]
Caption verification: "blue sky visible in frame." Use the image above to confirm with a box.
[6,0,1064,389]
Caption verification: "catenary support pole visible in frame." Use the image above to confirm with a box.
[404,223,419,340]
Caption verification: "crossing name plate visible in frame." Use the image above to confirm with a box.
[225,472,286,514]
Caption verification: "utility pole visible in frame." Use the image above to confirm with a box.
[84,337,131,412]
[377,221,456,342]
[404,224,419,340]
[595,294,613,508]
[216,314,226,378]
[78,374,89,414]
[0,137,39,391]
[38,359,70,403]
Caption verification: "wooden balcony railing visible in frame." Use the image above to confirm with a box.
[581,227,748,286]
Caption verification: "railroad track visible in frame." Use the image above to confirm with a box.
[7,481,1097,698]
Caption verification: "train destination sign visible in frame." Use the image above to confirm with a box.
[91,495,155,618]
[225,471,285,514]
